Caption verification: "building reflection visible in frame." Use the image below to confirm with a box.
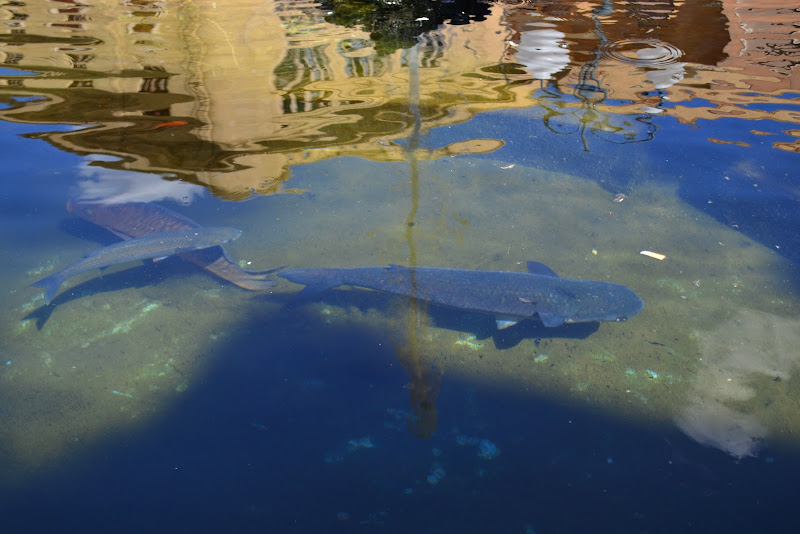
[0,0,797,198]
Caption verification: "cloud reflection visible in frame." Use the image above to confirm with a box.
[515,27,571,81]
[74,155,204,205]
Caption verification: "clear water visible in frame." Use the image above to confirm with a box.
[1,0,799,532]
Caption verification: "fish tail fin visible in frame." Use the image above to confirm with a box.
[278,268,344,298]
[230,278,278,291]
[229,264,288,290]
[30,273,66,305]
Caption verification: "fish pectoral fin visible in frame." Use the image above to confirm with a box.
[495,317,519,330]
[527,261,560,277]
[295,283,332,299]
[153,256,168,262]
[538,312,565,327]
[108,229,135,240]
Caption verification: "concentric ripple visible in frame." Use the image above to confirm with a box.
[599,38,684,67]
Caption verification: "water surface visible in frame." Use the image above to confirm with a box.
[1,0,799,532]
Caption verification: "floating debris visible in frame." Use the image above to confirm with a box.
[456,435,478,446]
[324,452,344,464]
[477,439,501,460]
[613,193,626,203]
[427,463,446,485]
[359,509,388,526]
[640,250,667,261]
[456,435,501,459]
[346,436,375,451]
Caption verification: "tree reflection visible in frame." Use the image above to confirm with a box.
[403,350,443,439]
[397,39,444,439]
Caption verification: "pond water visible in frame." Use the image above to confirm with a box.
[1,0,799,532]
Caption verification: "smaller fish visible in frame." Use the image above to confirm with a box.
[32,227,241,304]
[152,120,189,130]
[67,200,281,290]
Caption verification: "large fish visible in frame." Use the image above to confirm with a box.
[32,227,242,304]
[279,261,643,328]
[67,200,282,290]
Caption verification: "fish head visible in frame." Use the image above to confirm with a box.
[562,282,644,324]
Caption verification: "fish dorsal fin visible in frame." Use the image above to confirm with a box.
[538,312,565,327]
[527,261,559,277]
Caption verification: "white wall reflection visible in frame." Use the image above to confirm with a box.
[515,27,571,81]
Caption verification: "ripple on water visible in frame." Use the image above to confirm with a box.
[598,38,684,67]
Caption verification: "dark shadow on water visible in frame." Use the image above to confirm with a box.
[59,217,121,246]
[1,306,797,533]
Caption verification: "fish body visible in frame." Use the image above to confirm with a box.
[67,200,281,290]
[279,261,643,328]
[32,227,241,304]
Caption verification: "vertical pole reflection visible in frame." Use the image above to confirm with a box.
[398,41,442,439]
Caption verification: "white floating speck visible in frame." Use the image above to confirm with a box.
[640,250,667,261]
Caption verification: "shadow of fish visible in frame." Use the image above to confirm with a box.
[32,227,242,304]
[67,200,282,290]
[279,261,643,328]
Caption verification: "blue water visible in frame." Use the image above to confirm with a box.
[2,320,797,533]
[1,114,798,534]
[434,108,800,264]
[2,3,800,533]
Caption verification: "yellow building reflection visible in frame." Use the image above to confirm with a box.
[0,0,523,197]
[0,0,797,198]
